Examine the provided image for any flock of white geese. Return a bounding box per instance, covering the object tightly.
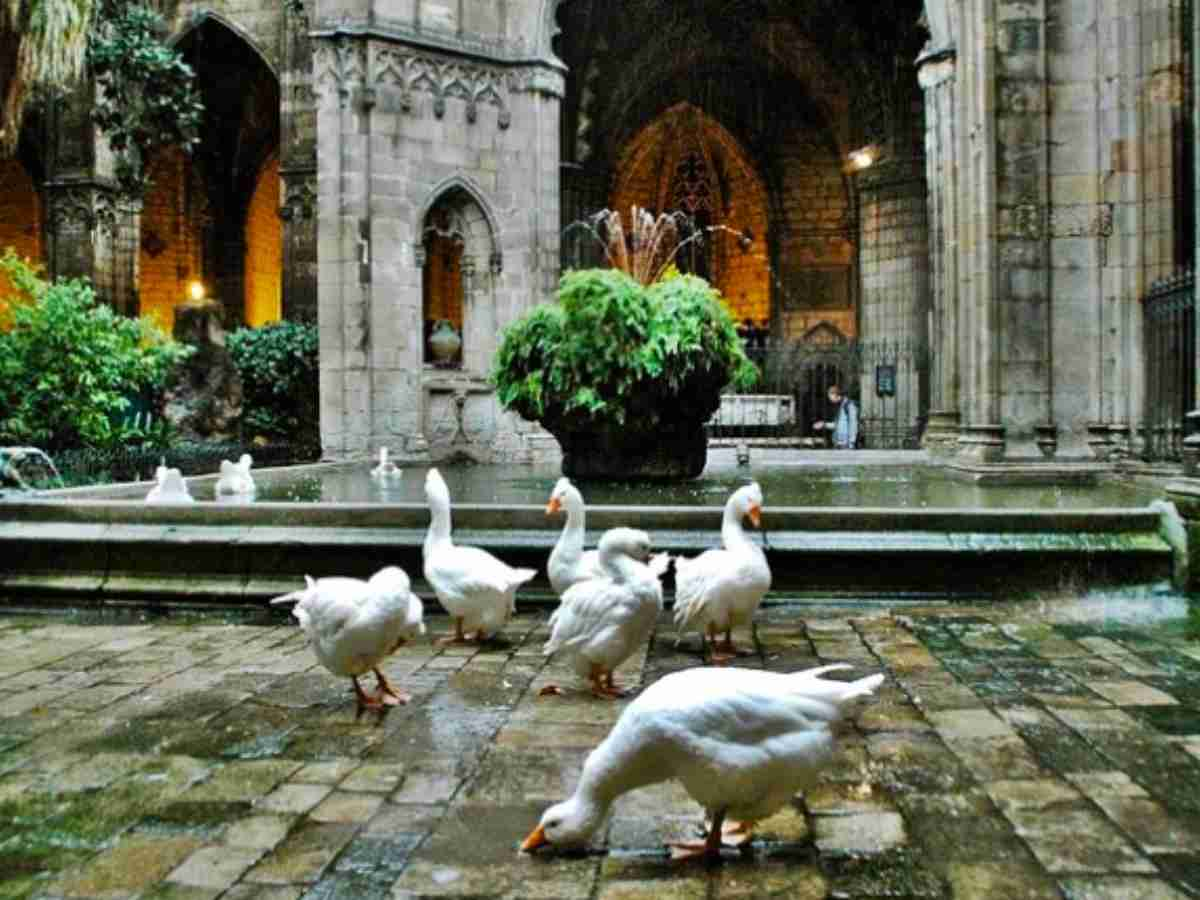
[272,466,884,860]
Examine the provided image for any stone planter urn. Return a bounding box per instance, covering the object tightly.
[429,320,462,366]
[550,422,708,481]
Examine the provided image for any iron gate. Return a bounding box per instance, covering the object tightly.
[715,333,930,450]
[1142,269,1196,462]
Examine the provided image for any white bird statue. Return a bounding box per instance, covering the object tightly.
[423,467,537,643]
[270,566,425,710]
[546,477,671,597]
[145,467,194,504]
[216,453,255,495]
[673,482,771,662]
[541,527,663,699]
[372,447,400,478]
[522,664,884,860]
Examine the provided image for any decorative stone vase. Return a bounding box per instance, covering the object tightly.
[429,320,462,366]
[1086,423,1115,461]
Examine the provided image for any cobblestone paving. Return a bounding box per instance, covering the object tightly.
[1,600,1199,899]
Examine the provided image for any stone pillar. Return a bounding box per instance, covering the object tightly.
[918,45,961,457]
[41,84,134,311]
[279,0,318,322]
[954,0,1005,462]
[855,157,929,446]
[314,35,372,459]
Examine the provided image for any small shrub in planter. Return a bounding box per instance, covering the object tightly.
[492,267,756,480]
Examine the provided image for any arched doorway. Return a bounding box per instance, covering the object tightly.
[140,15,280,331]
[419,183,501,374]
[611,103,770,326]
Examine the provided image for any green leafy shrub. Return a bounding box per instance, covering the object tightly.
[492,268,757,432]
[227,320,319,443]
[0,250,192,450]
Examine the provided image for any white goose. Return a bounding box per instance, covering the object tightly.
[216,453,255,495]
[546,478,671,598]
[541,527,663,699]
[423,467,537,643]
[522,664,884,859]
[673,482,771,662]
[371,447,400,478]
[145,467,194,504]
[271,566,425,710]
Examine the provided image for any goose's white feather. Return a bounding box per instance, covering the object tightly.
[530,665,884,847]
[423,468,536,636]
[673,483,770,637]
[271,566,424,678]
[544,527,663,679]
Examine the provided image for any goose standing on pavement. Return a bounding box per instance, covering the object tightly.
[673,482,771,662]
[423,467,537,643]
[271,566,424,710]
[541,527,663,698]
[522,664,884,859]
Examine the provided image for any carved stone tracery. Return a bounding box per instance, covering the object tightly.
[374,47,514,128]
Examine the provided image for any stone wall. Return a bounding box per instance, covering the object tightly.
[310,0,565,462]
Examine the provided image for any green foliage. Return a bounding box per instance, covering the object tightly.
[492,268,757,432]
[89,2,203,196]
[227,320,319,442]
[0,249,192,450]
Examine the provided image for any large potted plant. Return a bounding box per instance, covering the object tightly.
[492,244,756,480]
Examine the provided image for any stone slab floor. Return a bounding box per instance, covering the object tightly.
[1,597,1200,900]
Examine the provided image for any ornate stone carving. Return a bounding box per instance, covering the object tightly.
[374,47,514,128]
[279,173,317,221]
[313,39,367,107]
[1048,203,1114,238]
[998,203,1114,240]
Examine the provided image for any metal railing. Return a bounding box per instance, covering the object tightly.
[1142,269,1196,462]
[715,335,929,449]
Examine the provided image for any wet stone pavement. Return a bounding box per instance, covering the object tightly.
[1,600,1199,900]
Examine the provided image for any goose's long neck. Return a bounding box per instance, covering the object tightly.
[721,501,751,549]
[426,495,452,552]
[559,495,586,553]
[576,730,663,817]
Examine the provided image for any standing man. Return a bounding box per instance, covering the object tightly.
[812,384,859,449]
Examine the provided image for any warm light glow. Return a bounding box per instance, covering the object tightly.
[849,147,877,171]
[188,281,205,301]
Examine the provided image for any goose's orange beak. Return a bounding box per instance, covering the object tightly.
[545,497,562,516]
[521,824,549,852]
[747,504,762,528]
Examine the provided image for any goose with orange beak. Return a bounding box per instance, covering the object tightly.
[545,478,670,599]
[521,664,884,860]
[672,482,771,663]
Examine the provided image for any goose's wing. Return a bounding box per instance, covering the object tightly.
[294,577,370,640]
[544,578,634,655]
[621,667,875,796]
[671,548,732,631]
[428,544,533,601]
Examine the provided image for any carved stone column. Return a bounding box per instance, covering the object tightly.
[280,0,317,322]
[917,45,960,457]
[41,84,134,311]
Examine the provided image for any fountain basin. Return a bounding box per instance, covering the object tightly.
[0,495,1175,605]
